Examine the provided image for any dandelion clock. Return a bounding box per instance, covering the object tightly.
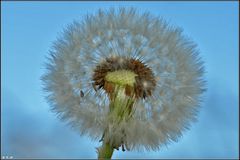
[42,8,205,158]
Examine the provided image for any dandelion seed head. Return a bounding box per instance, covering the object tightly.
[42,7,206,151]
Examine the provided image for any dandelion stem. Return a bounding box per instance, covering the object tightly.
[98,141,114,159]
[97,84,134,159]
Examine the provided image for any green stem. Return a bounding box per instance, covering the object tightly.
[97,85,135,159]
[98,141,114,159]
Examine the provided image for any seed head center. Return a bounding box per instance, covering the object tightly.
[92,56,156,99]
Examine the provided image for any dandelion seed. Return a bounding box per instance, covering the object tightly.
[80,90,84,97]
[42,8,205,159]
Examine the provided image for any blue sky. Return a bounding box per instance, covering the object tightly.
[1,1,239,159]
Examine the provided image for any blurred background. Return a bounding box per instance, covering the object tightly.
[1,1,239,159]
